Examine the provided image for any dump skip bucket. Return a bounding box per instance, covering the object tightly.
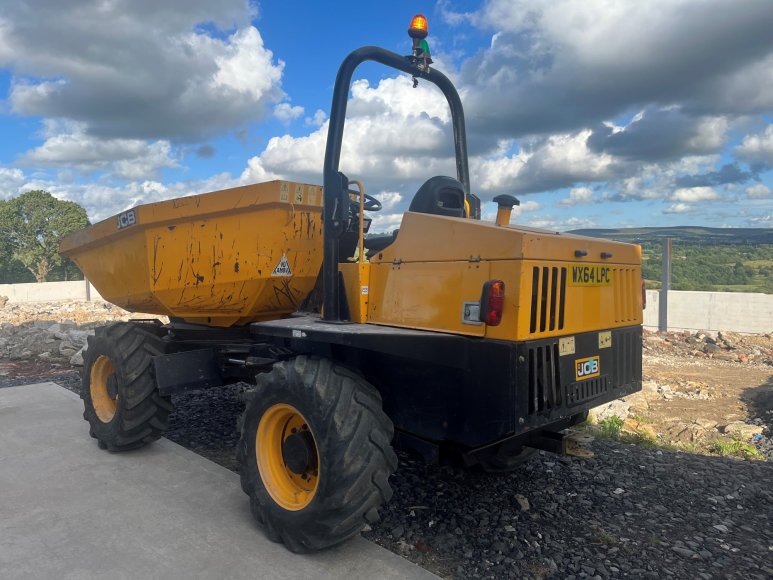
[60,181,324,327]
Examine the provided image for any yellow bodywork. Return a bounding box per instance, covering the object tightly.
[60,181,323,327]
[366,212,643,341]
[61,179,641,337]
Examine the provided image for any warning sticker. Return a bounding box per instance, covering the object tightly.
[271,254,293,277]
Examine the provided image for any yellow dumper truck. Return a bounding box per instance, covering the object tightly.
[61,15,643,553]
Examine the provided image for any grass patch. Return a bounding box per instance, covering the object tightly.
[620,430,658,448]
[598,415,624,438]
[593,415,661,450]
[709,436,763,460]
[589,415,764,460]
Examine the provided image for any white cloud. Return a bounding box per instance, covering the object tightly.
[274,102,304,124]
[376,192,403,211]
[748,213,773,226]
[736,125,773,165]
[459,0,773,142]
[0,167,25,199]
[368,213,403,234]
[525,215,597,231]
[481,199,540,222]
[20,124,178,180]
[238,75,458,195]
[560,187,594,206]
[473,130,620,195]
[746,183,772,199]
[664,203,693,214]
[2,1,283,141]
[671,186,720,202]
[305,109,327,127]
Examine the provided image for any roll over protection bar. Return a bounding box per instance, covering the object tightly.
[322,46,477,322]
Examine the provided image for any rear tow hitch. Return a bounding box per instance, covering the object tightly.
[525,429,595,458]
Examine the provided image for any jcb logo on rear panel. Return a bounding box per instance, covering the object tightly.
[575,356,600,381]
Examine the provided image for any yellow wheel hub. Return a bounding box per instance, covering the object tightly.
[256,403,320,511]
[90,355,118,423]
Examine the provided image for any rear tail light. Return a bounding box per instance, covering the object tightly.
[641,278,646,309]
[480,280,505,326]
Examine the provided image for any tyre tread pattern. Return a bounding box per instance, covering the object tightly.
[236,355,397,553]
[82,322,173,452]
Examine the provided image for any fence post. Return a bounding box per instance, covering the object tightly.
[658,238,671,332]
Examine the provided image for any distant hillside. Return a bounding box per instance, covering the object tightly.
[568,226,773,245]
[566,227,773,293]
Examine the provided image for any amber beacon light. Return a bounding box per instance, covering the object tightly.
[408,14,429,38]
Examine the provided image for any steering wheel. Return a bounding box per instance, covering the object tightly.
[346,189,382,212]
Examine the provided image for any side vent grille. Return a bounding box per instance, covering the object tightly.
[613,267,638,323]
[529,266,567,334]
[566,376,609,407]
[615,327,641,388]
[527,343,562,415]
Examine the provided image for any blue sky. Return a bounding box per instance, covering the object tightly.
[0,0,772,232]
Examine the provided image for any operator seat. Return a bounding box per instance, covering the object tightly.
[408,176,466,218]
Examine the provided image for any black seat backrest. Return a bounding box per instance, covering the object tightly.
[408,176,466,218]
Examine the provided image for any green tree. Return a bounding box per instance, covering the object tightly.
[0,190,89,282]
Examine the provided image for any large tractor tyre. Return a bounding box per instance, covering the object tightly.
[82,322,173,452]
[237,356,398,553]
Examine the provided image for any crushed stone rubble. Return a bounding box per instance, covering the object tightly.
[592,329,773,461]
[642,329,773,365]
[2,301,772,579]
[0,300,165,367]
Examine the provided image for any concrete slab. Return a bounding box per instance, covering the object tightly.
[0,383,437,580]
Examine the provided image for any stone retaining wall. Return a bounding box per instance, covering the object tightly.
[0,280,103,303]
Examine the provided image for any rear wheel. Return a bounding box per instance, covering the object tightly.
[237,356,397,553]
[82,322,173,451]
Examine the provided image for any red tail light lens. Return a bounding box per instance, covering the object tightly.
[480,280,505,326]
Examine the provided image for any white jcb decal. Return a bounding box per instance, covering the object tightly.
[271,254,293,277]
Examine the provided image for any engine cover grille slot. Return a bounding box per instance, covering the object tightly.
[529,266,567,334]
[527,343,562,414]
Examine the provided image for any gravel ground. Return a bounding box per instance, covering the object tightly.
[15,374,770,580]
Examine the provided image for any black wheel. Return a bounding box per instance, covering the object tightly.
[237,356,397,553]
[82,322,173,451]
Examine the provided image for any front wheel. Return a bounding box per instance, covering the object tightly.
[237,356,397,553]
[81,322,173,451]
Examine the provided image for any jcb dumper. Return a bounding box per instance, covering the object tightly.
[61,15,643,554]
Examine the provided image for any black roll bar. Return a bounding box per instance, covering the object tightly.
[321,46,476,322]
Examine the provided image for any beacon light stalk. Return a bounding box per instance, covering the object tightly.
[408,14,433,71]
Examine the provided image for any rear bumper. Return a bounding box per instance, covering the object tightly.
[380,324,642,449]
[510,325,642,437]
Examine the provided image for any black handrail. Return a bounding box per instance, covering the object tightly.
[321,46,475,322]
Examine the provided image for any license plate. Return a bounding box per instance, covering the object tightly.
[570,265,612,286]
